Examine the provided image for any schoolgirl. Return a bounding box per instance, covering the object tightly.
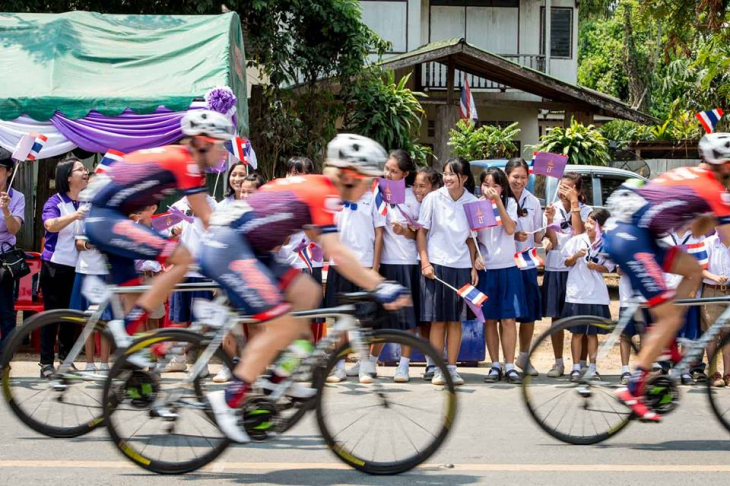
[477,167,526,384]
[505,158,543,377]
[542,172,592,378]
[418,158,479,386]
[561,208,614,381]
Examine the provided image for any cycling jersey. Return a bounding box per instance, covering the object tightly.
[91,145,206,215]
[230,174,341,253]
[633,166,730,235]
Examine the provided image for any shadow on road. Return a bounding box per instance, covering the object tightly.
[601,440,730,452]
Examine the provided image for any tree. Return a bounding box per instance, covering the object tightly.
[447,120,520,161]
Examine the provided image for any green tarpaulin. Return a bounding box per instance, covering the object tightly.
[0,11,248,128]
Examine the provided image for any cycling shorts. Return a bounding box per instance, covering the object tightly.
[86,207,179,286]
[198,225,301,322]
[602,218,680,308]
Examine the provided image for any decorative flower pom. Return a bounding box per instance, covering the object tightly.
[205,86,237,117]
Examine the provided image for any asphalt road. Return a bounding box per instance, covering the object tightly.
[2,366,730,486]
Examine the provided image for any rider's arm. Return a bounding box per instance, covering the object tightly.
[691,215,717,238]
[186,193,212,229]
[319,232,384,291]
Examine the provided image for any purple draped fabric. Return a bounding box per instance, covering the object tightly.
[49,108,193,154]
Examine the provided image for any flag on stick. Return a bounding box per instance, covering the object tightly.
[697,108,724,133]
[224,136,258,169]
[372,180,388,216]
[464,200,499,231]
[532,152,568,180]
[12,133,47,161]
[459,78,478,123]
[377,178,406,205]
[514,247,544,269]
[95,149,124,174]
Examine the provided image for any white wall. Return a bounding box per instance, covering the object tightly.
[360,0,409,53]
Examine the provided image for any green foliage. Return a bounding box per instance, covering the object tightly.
[531,119,609,166]
[343,70,431,166]
[447,120,520,161]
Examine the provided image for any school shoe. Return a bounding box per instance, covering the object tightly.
[620,372,632,385]
[359,358,377,384]
[516,356,539,377]
[164,355,188,373]
[423,365,435,381]
[546,364,565,378]
[206,390,250,443]
[393,363,410,383]
[712,373,726,388]
[484,366,502,383]
[213,367,232,384]
[431,368,446,386]
[40,364,55,379]
[449,368,464,386]
[570,369,582,382]
[84,363,97,373]
[692,369,708,383]
[346,361,360,377]
[680,373,695,385]
[615,387,661,423]
[505,368,522,384]
[99,363,110,375]
[326,367,347,383]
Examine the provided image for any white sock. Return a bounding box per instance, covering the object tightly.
[492,361,502,370]
[555,358,564,367]
[588,363,597,373]
[447,364,457,372]
[426,355,435,367]
[573,364,582,372]
[505,362,515,372]
[579,360,587,368]
[621,365,630,374]
[399,357,410,367]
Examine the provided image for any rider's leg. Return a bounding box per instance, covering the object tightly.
[232,274,320,383]
[633,252,702,372]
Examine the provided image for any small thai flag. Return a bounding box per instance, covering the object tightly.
[298,246,314,272]
[491,200,502,226]
[95,149,124,174]
[696,108,724,133]
[224,136,258,169]
[685,242,709,269]
[514,247,543,270]
[372,180,388,216]
[457,283,488,307]
[459,78,478,123]
[27,134,48,161]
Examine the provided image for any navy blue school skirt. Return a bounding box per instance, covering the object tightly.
[303,266,325,324]
[377,263,419,330]
[420,264,471,323]
[561,303,611,335]
[324,266,376,320]
[517,267,543,323]
[477,266,526,320]
[542,270,569,319]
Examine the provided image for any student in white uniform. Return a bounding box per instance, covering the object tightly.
[476,168,526,385]
[700,231,730,387]
[412,167,443,381]
[505,158,544,377]
[542,172,592,378]
[373,150,421,383]
[561,208,614,381]
[418,158,480,387]
[324,177,386,384]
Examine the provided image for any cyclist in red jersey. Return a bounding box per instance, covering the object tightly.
[603,133,730,421]
[85,110,234,349]
[200,134,411,443]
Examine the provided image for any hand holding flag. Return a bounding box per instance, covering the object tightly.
[151,211,186,232]
[432,275,488,323]
[463,200,500,231]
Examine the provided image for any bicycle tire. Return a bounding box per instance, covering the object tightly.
[102,329,234,474]
[706,331,730,433]
[1,309,109,438]
[522,316,638,445]
[316,329,457,475]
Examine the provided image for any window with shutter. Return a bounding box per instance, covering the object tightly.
[540,7,573,59]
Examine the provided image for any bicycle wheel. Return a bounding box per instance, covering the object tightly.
[522,316,639,445]
[1,309,111,438]
[706,331,730,432]
[316,329,457,475]
[103,329,234,474]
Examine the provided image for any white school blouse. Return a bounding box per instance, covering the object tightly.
[514,190,544,254]
[330,191,385,268]
[477,197,519,270]
[544,202,593,272]
[381,188,420,266]
[418,186,477,269]
[561,233,615,305]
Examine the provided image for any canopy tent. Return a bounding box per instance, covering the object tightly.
[0,11,248,156]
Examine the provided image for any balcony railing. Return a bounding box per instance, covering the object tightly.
[422,54,546,90]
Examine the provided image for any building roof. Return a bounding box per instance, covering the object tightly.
[0,11,248,123]
[379,38,657,124]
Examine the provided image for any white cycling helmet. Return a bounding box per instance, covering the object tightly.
[181,110,235,141]
[699,133,730,165]
[326,134,387,177]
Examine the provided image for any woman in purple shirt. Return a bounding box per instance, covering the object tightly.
[39,157,88,378]
[0,149,25,364]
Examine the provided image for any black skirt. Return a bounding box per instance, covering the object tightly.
[542,270,569,319]
[377,263,420,330]
[303,266,324,324]
[561,303,611,335]
[324,266,376,320]
[420,264,471,323]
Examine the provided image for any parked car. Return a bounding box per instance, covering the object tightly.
[469,159,650,208]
